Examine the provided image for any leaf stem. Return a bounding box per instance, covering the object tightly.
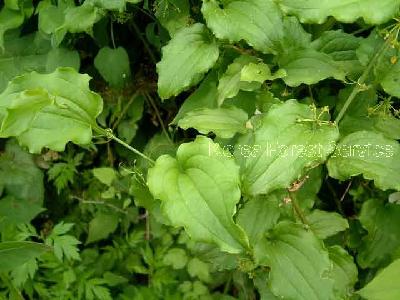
[94,127,155,164]
[289,191,309,225]
[335,36,391,123]
[144,92,172,143]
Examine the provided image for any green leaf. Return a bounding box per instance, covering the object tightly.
[155,0,190,37]
[187,258,210,282]
[38,1,104,46]
[0,7,24,51]
[163,248,188,269]
[278,48,345,86]
[147,136,249,253]
[0,33,80,92]
[0,196,44,225]
[307,209,349,239]
[171,72,218,124]
[311,30,363,75]
[87,212,119,244]
[201,0,283,54]
[157,23,219,99]
[258,221,334,300]
[217,55,284,105]
[0,241,51,272]
[328,246,358,298]
[277,0,400,24]
[177,106,248,138]
[327,131,400,191]
[0,67,103,153]
[357,199,400,268]
[0,140,44,205]
[236,100,339,196]
[93,168,117,186]
[46,222,80,261]
[357,258,400,300]
[237,194,280,245]
[94,47,131,88]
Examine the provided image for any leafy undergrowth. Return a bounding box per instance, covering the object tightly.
[1,0,400,299]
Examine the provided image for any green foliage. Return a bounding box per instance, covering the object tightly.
[0,1,400,299]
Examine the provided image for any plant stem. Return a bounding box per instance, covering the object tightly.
[131,20,157,65]
[335,38,391,124]
[289,191,308,225]
[112,91,140,130]
[110,134,155,164]
[94,127,155,164]
[144,92,172,143]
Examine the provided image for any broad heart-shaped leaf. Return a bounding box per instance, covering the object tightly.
[256,221,334,300]
[278,48,346,86]
[201,0,283,54]
[327,131,400,191]
[277,0,400,24]
[0,241,51,272]
[157,23,219,100]
[328,246,358,298]
[307,209,349,239]
[94,47,131,88]
[177,106,248,139]
[147,136,249,254]
[357,258,400,300]
[0,67,103,153]
[357,199,400,268]
[236,100,339,196]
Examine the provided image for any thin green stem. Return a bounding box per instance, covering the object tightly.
[94,127,155,164]
[335,36,391,123]
[289,191,308,225]
[112,91,140,130]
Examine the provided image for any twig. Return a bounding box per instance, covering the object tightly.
[340,180,352,203]
[72,196,127,215]
[144,92,172,143]
[335,32,393,123]
[131,20,157,65]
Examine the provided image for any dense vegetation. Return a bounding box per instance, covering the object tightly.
[0,0,400,299]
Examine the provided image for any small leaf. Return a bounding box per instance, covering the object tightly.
[94,47,131,88]
[0,241,51,272]
[147,136,249,253]
[201,0,283,54]
[327,131,400,191]
[155,0,190,36]
[307,209,349,239]
[163,248,188,269]
[187,258,210,282]
[92,168,117,186]
[87,213,119,244]
[157,23,219,99]
[357,258,400,300]
[0,67,103,153]
[177,106,248,138]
